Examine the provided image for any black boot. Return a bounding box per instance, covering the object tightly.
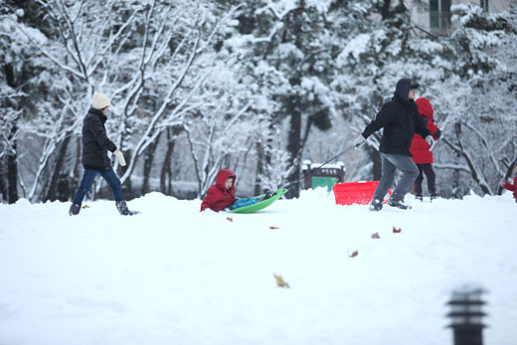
[116,200,139,216]
[388,199,411,210]
[257,190,274,202]
[69,203,81,216]
[369,199,383,211]
[415,195,423,201]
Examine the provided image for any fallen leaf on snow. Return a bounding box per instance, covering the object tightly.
[392,226,402,233]
[348,250,359,258]
[274,273,290,288]
[226,217,233,222]
[371,232,380,239]
[269,226,279,230]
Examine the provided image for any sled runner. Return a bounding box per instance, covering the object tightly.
[228,189,288,214]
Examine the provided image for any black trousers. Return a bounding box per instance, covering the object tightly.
[414,163,436,196]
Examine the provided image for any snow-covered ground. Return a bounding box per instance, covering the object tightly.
[1,189,515,345]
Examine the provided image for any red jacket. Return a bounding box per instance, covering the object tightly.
[200,169,237,212]
[409,98,441,164]
[502,177,517,199]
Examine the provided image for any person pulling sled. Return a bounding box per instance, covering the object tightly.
[352,78,435,211]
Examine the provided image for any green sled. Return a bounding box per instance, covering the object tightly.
[228,188,288,214]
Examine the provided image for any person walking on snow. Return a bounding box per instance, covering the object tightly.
[501,163,517,203]
[353,78,435,211]
[409,98,442,201]
[69,92,137,216]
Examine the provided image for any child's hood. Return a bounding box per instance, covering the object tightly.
[216,169,236,191]
[415,98,434,119]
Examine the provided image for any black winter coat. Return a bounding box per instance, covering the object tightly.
[361,79,431,156]
[82,108,117,170]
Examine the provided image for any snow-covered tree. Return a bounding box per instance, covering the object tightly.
[432,4,517,197]
[219,0,348,197]
[4,0,141,201]
[3,0,516,203]
[6,0,244,201]
[330,1,516,198]
[0,4,49,203]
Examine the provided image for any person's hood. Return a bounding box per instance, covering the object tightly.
[394,78,412,101]
[215,169,236,191]
[415,98,434,119]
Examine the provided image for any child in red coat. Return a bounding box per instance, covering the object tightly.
[409,98,441,200]
[501,164,517,203]
[200,169,261,212]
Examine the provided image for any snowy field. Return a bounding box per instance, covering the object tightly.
[0,189,516,345]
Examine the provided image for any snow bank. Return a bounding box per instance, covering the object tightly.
[0,190,515,345]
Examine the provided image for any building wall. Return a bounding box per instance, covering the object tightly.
[410,0,510,36]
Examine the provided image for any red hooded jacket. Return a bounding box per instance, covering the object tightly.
[200,169,237,212]
[409,98,441,164]
[502,177,517,199]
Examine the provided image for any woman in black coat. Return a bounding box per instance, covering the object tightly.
[69,92,137,216]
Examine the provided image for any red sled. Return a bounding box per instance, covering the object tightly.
[332,181,392,206]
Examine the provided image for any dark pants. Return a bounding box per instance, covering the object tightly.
[373,153,419,202]
[414,163,437,196]
[72,168,124,205]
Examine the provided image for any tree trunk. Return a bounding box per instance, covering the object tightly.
[5,64,19,204]
[285,1,305,199]
[160,125,182,196]
[381,0,392,20]
[69,137,82,200]
[160,128,174,196]
[0,158,6,202]
[142,134,160,195]
[45,134,71,201]
[286,94,302,199]
[7,140,19,204]
[254,141,264,195]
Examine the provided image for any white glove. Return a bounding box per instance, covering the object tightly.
[114,149,126,166]
[353,134,367,148]
[425,135,436,151]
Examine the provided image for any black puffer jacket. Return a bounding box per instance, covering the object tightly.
[82,108,117,170]
[362,79,431,156]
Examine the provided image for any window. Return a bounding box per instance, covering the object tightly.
[480,0,489,12]
[430,0,452,30]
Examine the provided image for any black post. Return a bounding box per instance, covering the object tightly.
[447,287,487,345]
[301,160,312,190]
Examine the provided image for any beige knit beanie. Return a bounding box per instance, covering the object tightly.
[92,91,111,110]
